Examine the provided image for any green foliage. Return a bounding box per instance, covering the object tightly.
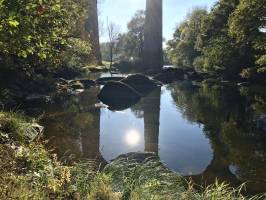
[102,10,145,63]
[60,37,93,70]
[193,0,248,78]
[187,182,264,200]
[167,0,265,81]
[228,0,266,77]
[167,8,208,69]
[0,111,39,143]
[87,174,120,200]
[0,0,88,66]
[119,10,145,61]
[196,35,241,76]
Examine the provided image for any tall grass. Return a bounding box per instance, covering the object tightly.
[0,111,41,143]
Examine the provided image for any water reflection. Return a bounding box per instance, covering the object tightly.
[143,88,161,153]
[125,130,141,146]
[38,79,266,195]
[170,81,266,194]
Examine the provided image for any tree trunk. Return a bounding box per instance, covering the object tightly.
[110,44,113,68]
[143,0,163,71]
[86,0,102,65]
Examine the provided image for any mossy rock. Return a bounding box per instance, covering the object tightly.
[104,152,186,199]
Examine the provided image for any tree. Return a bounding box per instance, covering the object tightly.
[229,0,266,80]
[194,0,246,78]
[115,10,145,61]
[0,0,87,66]
[167,0,262,80]
[127,10,145,59]
[166,8,208,69]
[143,0,163,70]
[85,0,102,65]
[107,20,120,68]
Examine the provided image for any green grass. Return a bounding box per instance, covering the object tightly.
[0,111,265,199]
[0,111,40,143]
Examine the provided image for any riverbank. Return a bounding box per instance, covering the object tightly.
[0,111,265,199]
[0,111,117,199]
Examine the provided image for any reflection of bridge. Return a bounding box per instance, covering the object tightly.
[45,85,239,186]
[96,87,239,187]
[185,155,240,187]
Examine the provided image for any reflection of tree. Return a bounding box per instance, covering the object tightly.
[170,82,266,194]
[42,87,106,165]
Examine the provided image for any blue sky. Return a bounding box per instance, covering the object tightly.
[99,0,218,42]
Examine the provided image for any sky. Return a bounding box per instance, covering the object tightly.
[99,0,218,43]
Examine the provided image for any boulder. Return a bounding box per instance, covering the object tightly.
[121,74,158,96]
[98,81,141,110]
[69,81,84,90]
[73,79,95,88]
[154,68,184,84]
[96,77,124,85]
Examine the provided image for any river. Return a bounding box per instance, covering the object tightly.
[26,72,266,195]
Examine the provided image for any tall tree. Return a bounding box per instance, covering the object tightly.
[115,10,145,61]
[86,0,102,65]
[167,8,208,69]
[195,0,244,78]
[128,10,145,59]
[107,21,120,68]
[229,0,266,80]
[143,0,163,71]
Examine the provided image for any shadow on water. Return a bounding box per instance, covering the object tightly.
[29,75,266,195]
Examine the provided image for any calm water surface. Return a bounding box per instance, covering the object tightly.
[35,74,266,194]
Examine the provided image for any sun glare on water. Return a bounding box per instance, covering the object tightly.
[125,130,141,146]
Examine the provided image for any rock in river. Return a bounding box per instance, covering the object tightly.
[98,81,141,110]
[96,77,124,85]
[75,79,95,88]
[122,74,158,96]
[154,68,184,84]
[69,81,84,90]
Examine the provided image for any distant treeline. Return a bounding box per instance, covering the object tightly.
[167,0,266,82]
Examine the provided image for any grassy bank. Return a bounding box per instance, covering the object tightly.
[0,111,265,200]
[0,111,117,199]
